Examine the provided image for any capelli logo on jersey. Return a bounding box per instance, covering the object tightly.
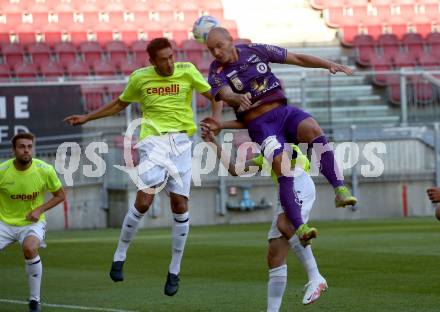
[146,84,180,96]
[10,192,40,201]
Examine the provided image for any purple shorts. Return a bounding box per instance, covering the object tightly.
[247,105,311,156]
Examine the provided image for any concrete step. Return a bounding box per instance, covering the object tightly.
[285,85,373,98]
[279,75,366,87]
[308,105,389,115]
[315,114,400,124]
[303,95,384,107]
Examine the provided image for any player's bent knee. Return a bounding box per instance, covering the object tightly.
[134,202,151,213]
[277,214,295,239]
[22,243,39,259]
[267,240,286,268]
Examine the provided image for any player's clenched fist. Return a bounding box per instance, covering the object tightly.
[328,63,353,75]
[200,117,221,135]
[63,114,88,126]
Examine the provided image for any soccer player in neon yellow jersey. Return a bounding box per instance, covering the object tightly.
[200,127,327,310]
[0,133,65,312]
[64,37,221,296]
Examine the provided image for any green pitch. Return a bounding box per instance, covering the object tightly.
[1,218,439,312]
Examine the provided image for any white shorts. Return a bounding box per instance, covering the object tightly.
[267,169,316,240]
[136,132,192,198]
[0,220,47,250]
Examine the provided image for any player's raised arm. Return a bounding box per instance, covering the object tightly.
[284,52,353,75]
[63,98,130,126]
[201,129,259,177]
[200,91,223,121]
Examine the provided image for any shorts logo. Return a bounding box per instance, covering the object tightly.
[11,192,40,201]
[146,84,180,96]
[256,62,268,74]
[231,77,244,91]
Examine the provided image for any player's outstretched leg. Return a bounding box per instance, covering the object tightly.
[164,211,189,296]
[110,205,146,282]
[288,235,327,304]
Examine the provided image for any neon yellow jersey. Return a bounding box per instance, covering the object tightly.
[0,158,62,226]
[119,62,211,140]
[251,144,310,184]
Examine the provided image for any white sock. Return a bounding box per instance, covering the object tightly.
[289,235,321,281]
[113,207,145,262]
[169,212,189,275]
[25,256,42,302]
[267,264,287,312]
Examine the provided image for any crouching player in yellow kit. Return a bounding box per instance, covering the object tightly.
[200,125,327,311]
[0,133,65,312]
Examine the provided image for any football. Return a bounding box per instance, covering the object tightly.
[192,15,220,43]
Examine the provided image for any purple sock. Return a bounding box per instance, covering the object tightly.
[278,176,303,229]
[311,135,344,188]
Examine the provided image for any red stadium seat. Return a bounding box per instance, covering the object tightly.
[118,24,139,45]
[324,7,344,28]
[67,61,90,77]
[93,60,117,76]
[402,33,425,58]
[42,24,63,47]
[55,42,78,68]
[371,55,393,86]
[54,3,75,29]
[131,40,149,65]
[310,0,327,10]
[427,32,440,59]
[17,23,37,44]
[3,43,25,70]
[81,85,105,112]
[388,16,409,39]
[0,63,11,81]
[410,76,434,103]
[69,24,89,45]
[40,61,65,80]
[200,0,224,18]
[377,33,400,60]
[182,39,205,65]
[105,41,128,67]
[393,52,417,68]
[353,34,375,46]
[387,84,401,105]
[79,41,103,66]
[155,1,175,24]
[356,45,376,67]
[418,53,439,69]
[177,2,200,24]
[28,42,51,68]
[120,61,141,76]
[15,62,39,81]
[107,84,125,100]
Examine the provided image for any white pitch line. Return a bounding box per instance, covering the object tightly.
[0,299,138,312]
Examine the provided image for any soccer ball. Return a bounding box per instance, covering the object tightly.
[192,15,220,43]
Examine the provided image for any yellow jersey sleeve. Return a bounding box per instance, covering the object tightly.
[119,70,142,103]
[46,165,62,192]
[189,63,211,94]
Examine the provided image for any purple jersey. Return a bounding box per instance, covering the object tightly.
[208,43,288,118]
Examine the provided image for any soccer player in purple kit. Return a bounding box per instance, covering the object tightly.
[205,27,357,245]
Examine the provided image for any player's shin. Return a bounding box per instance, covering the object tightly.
[113,207,145,262]
[277,176,303,229]
[288,235,320,281]
[267,264,287,312]
[169,212,189,275]
[25,256,42,303]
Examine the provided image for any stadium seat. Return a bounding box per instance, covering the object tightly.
[16,23,37,44]
[418,53,440,69]
[371,55,393,86]
[42,24,63,47]
[324,7,344,28]
[0,63,11,81]
[54,3,75,29]
[105,41,128,67]
[40,61,65,80]
[118,23,139,45]
[410,76,434,103]
[356,44,376,67]
[55,42,78,68]
[377,33,400,60]
[393,52,417,68]
[3,43,25,70]
[95,23,115,45]
[67,60,90,78]
[107,84,125,101]
[182,39,205,66]
[93,60,117,76]
[79,41,103,66]
[387,84,401,105]
[427,32,440,58]
[200,0,224,18]
[402,33,425,58]
[28,42,52,68]
[81,85,105,112]
[177,2,200,24]
[154,1,175,24]
[120,61,142,76]
[14,62,39,81]
[131,40,149,65]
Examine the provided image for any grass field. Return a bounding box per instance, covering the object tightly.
[1,218,439,312]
